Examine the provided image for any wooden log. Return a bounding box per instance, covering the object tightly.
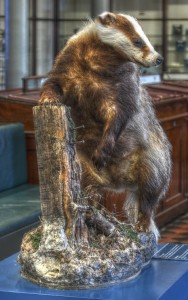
[33,104,81,246]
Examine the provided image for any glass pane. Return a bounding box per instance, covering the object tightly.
[28,20,33,75]
[36,0,54,18]
[0,0,4,90]
[166,1,188,74]
[0,0,4,15]
[36,21,54,75]
[168,0,188,19]
[167,20,188,73]
[59,0,91,19]
[29,0,33,18]
[58,20,85,50]
[112,0,162,19]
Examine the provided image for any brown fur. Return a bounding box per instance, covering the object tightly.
[40,15,171,236]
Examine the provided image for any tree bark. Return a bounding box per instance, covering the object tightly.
[33,104,81,248]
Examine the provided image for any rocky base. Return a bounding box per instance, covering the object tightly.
[18,224,157,289]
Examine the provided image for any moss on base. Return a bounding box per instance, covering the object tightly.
[19,221,156,289]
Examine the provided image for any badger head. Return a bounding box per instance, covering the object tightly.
[96,12,163,68]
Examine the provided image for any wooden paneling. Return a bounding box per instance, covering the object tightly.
[0,90,38,131]
[25,131,38,184]
[0,102,35,131]
[156,117,188,226]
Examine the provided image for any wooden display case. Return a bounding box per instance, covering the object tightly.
[1,83,188,228]
[148,83,188,226]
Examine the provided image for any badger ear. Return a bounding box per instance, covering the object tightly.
[97,12,116,25]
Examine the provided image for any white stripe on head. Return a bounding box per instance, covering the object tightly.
[99,11,110,19]
[96,22,133,60]
[96,13,159,66]
[119,14,154,52]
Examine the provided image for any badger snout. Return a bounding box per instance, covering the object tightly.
[155,55,164,66]
[143,52,164,68]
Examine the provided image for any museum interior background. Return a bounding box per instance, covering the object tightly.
[1,0,188,259]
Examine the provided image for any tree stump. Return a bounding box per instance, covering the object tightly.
[19,104,157,289]
[33,104,82,250]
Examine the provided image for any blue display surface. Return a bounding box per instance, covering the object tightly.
[1,247,188,300]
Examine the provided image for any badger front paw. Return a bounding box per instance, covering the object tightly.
[92,148,107,171]
[39,96,60,105]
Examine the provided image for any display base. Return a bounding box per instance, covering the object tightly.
[1,246,188,300]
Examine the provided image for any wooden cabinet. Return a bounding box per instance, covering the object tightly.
[148,86,188,227]
[0,89,38,131]
[157,117,188,224]
[1,84,188,227]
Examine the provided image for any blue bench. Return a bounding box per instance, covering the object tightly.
[0,123,40,259]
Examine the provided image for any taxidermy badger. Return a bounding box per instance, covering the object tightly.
[40,12,171,240]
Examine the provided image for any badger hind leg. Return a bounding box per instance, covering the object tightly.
[125,145,170,241]
[125,192,140,225]
[125,191,160,241]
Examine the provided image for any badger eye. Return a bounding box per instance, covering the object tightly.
[134,39,144,48]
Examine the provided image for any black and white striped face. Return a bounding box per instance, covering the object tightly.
[96,12,163,67]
